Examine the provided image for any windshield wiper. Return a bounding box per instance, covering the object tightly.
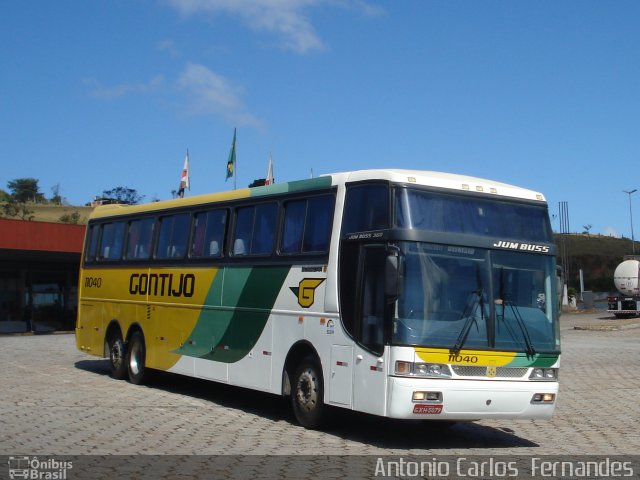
[503,300,536,356]
[497,267,536,356]
[450,289,484,355]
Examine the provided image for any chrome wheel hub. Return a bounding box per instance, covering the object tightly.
[111,341,123,370]
[296,368,318,412]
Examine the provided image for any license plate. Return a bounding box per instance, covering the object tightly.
[413,404,443,415]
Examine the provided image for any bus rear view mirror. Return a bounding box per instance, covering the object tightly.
[385,252,401,299]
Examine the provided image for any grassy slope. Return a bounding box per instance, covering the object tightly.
[555,233,640,291]
[1,204,93,224]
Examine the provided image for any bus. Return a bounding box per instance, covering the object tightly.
[76,169,560,428]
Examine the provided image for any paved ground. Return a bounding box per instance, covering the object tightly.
[0,312,639,459]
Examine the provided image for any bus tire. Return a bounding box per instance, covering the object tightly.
[291,355,327,429]
[106,333,127,380]
[127,330,147,385]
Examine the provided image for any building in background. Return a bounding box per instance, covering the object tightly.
[0,218,85,333]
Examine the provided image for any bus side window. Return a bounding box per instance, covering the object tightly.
[252,203,277,255]
[233,207,254,256]
[85,224,100,262]
[281,194,334,255]
[99,222,125,261]
[303,195,334,252]
[191,209,227,258]
[339,242,359,337]
[232,203,277,256]
[359,247,386,354]
[126,218,155,260]
[156,213,190,259]
[282,200,305,254]
[342,184,389,235]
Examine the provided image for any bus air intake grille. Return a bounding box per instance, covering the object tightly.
[451,366,529,378]
[451,366,485,377]
[495,367,529,378]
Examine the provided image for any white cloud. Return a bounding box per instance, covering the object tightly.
[165,0,383,53]
[85,65,261,128]
[177,63,263,127]
[158,39,180,58]
[332,0,384,17]
[85,75,166,99]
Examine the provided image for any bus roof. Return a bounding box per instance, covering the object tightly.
[89,169,545,220]
[332,169,546,202]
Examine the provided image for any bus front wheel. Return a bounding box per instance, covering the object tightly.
[291,355,327,429]
[127,331,147,385]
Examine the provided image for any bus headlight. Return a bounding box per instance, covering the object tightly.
[412,391,443,402]
[395,361,452,378]
[531,393,556,404]
[529,368,558,381]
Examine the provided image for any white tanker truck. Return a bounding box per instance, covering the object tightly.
[607,256,640,318]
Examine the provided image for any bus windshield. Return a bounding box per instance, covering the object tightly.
[395,188,553,242]
[393,242,559,353]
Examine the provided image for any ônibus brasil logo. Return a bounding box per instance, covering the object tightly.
[8,456,73,480]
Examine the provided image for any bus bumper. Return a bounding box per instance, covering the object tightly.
[387,377,558,420]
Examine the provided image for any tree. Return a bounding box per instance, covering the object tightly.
[7,178,44,203]
[1,199,34,220]
[101,186,145,205]
[59,211,81,224]
[50,183,63,205]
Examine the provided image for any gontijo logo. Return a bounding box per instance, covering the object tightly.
[290,278,325,308]
[129,272,195,298]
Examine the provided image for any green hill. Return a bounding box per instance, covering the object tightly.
[555,233,640,292]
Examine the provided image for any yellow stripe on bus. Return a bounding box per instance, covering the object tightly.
[415,347,516,366]
[80,267,220,370]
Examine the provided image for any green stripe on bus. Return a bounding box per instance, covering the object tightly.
[249,176,332,197]
[506,353,559,368]
[176,266,291,363]
[174,268,247,358]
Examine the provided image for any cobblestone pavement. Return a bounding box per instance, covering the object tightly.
[0,313,639,457]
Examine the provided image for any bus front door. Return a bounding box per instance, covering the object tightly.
[352,245,388,416]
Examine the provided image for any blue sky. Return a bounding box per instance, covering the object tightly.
[1,1,639,238]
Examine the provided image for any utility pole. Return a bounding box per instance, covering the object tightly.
[559,201,571,308]
[623,189,637,255]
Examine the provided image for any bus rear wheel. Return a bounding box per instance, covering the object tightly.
[106,333,127,380]
[127,331,147,385]
[291,355,327,429]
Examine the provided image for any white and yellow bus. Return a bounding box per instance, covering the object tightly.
[76,169,560,428]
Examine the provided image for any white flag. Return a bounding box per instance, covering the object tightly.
[265,153,274,185]
[178,150,190,197]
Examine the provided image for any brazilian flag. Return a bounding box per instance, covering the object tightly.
[226,128,236,181]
